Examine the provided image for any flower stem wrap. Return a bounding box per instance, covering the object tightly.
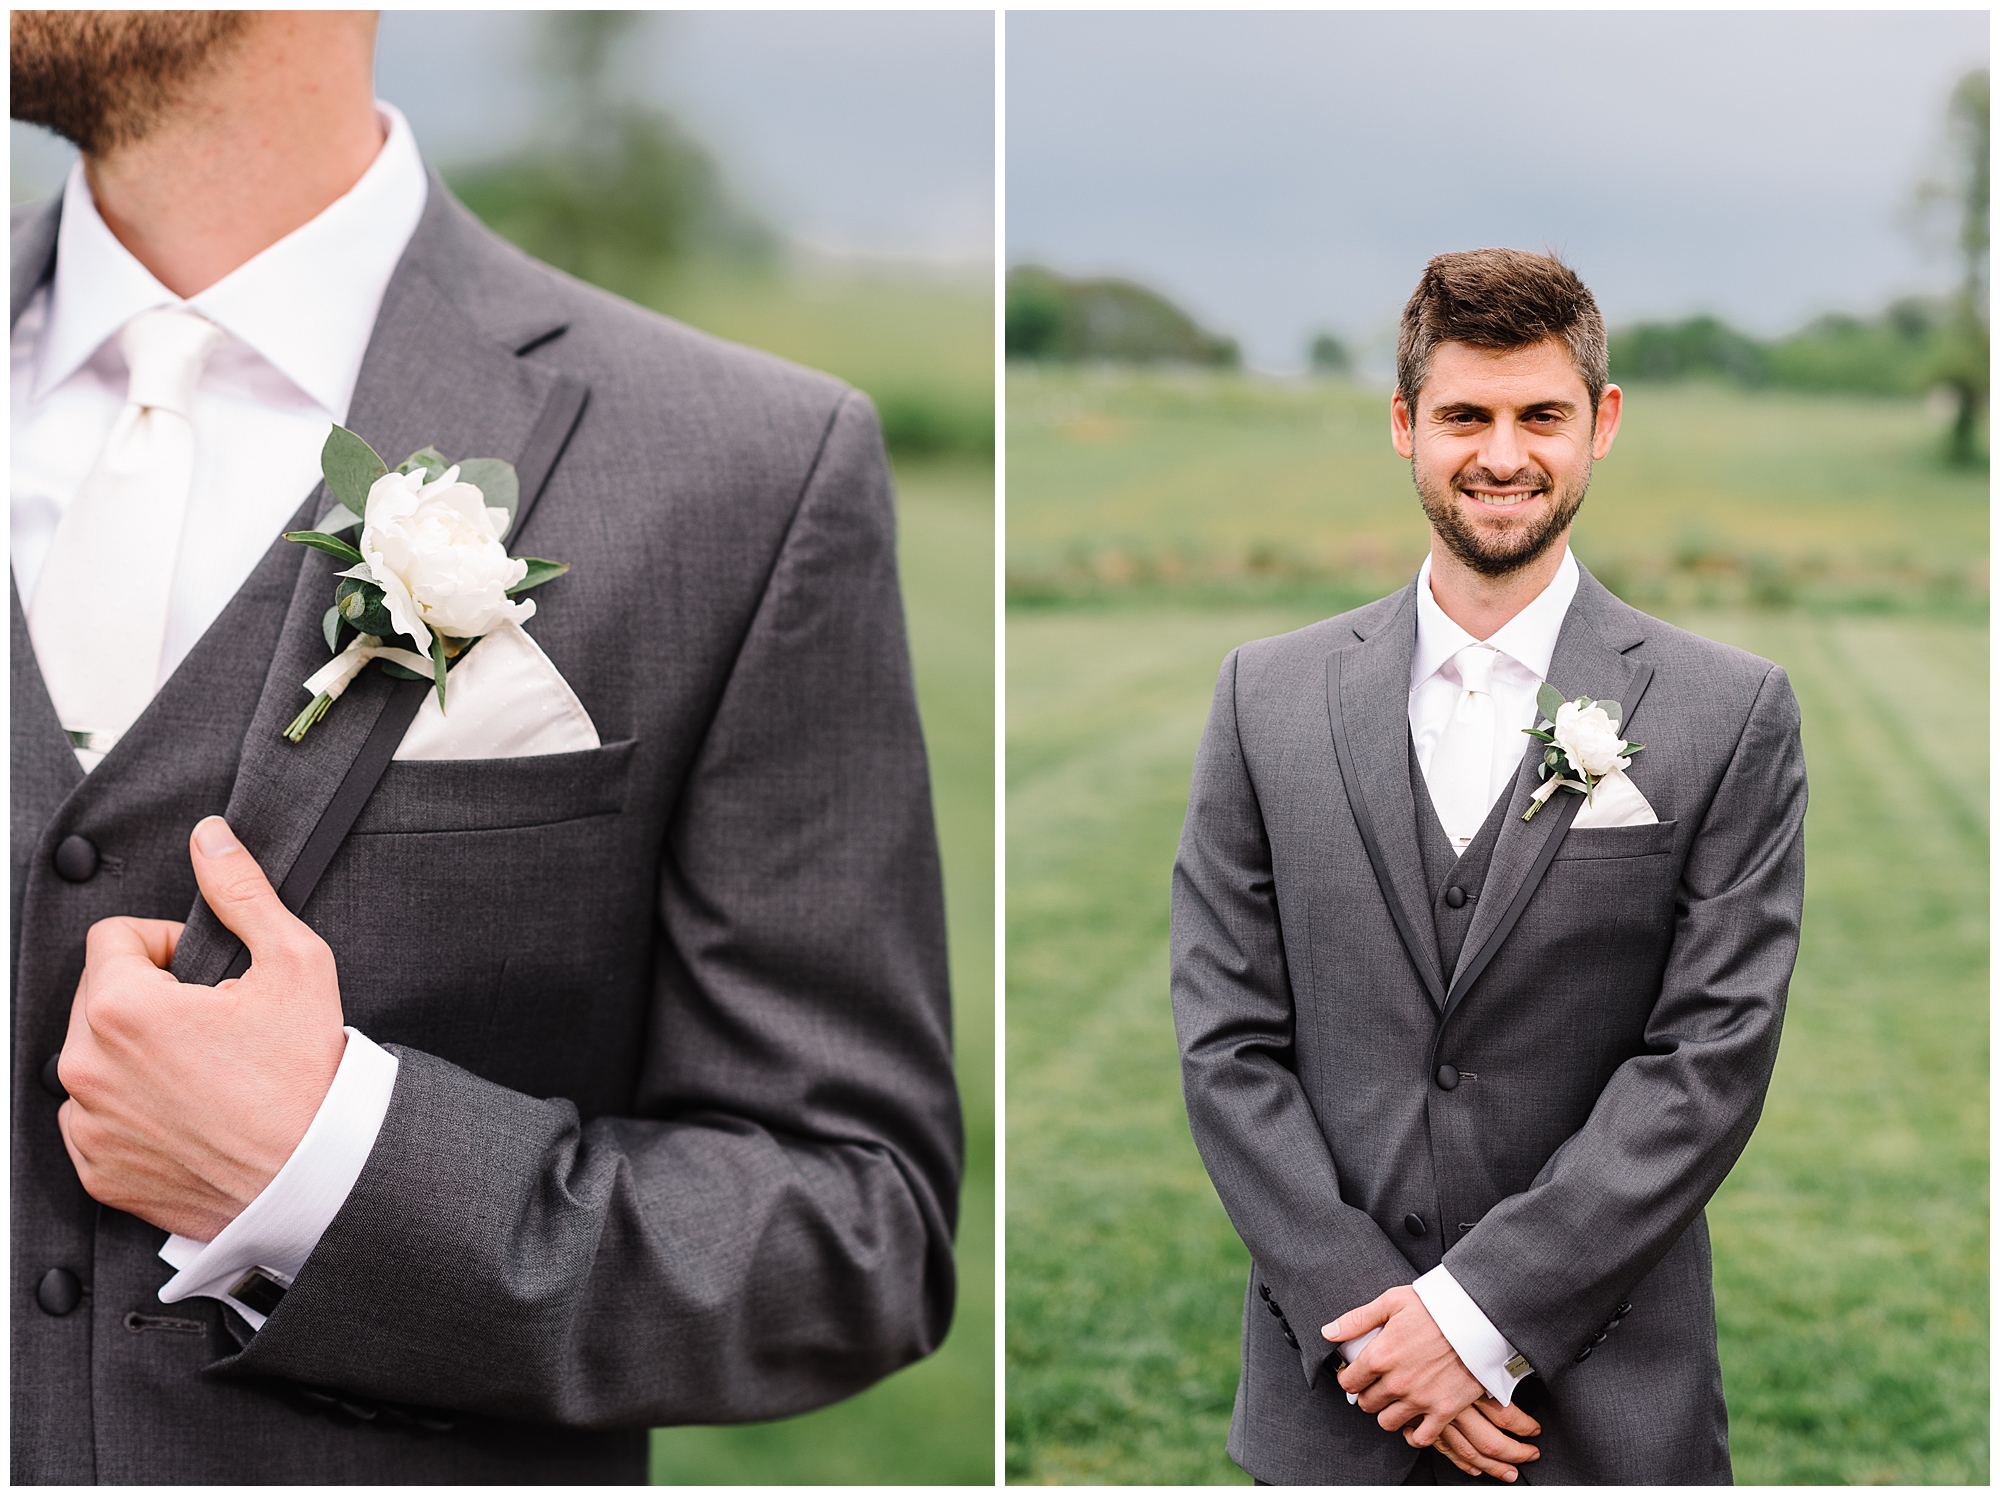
[283,634,438,743]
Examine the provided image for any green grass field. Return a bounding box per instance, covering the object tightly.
[1008,370,1987,614]
[645,270,995,1483]
[1004,370,1987,1484]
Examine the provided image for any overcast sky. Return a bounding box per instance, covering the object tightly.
[12,10,995,266]
[1008,11,1988,371]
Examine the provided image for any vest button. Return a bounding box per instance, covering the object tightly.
[37,1267,82,1316]
[41,1051,66,1100]
[1444,886,1466,909]
[53,835,99,883]
[1435,1064,1460,1091]
[1403,1213,1426,1237]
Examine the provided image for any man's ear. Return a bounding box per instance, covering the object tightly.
[1590,384,1624,459]
[1391,389,1417,459]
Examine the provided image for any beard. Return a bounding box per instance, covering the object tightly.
[10,10,247,156]
[1413,459,1589,579]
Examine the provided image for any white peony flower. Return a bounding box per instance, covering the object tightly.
[1553,699,1632,779]
[353,465,534,648]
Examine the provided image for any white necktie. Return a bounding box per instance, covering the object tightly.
[28,306,223,769]
[1427,645,1501,855]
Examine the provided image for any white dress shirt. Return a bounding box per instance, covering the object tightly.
[10,102,427,1329]
[1340,548,1579,1408]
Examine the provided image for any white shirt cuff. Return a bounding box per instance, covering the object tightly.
[157,1027,398,1329]
[1413,1264,1530,1405]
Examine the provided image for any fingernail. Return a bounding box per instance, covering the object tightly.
[1321,1322,1340,1339]
[194,817,240,857]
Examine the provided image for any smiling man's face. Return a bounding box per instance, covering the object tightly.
[1391,337,1622,579]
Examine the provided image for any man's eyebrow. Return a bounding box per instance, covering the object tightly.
[1428,398,1581,419]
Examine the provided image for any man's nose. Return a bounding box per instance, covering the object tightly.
[1479,419,1531,480]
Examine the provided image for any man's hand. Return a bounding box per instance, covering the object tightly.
[57,816,347,1242]
[1324,1286,1487,1448]
[1436,1398,1541,1483]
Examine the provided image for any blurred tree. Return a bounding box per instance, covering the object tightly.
[1927,67,1988,464]
[1005,265,1238,367]
[1307,331,1352,377]
[1610,315,1768,385]
[446,12,772,301]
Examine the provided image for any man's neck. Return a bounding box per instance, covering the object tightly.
[82,13,383,299]
[1424,533,1569,641]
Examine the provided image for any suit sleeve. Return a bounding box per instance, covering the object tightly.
[1443,662,1806,1381]
[218,391,962,1426]
[1171,648,1419,1388]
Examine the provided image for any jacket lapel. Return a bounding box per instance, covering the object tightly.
[1441,567,1656,1013]
[169,180,585,985]
[1325,583,1448,1011]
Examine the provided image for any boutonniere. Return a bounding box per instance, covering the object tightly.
[1521,682,1645,821]
[280,426,570,742]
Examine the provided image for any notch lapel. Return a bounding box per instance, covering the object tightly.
[170,185,588,985]
[1440,569,1656,1018]
[1325,584,1448,1011]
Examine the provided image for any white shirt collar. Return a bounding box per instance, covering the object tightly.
[1411,547,1580,691]
[32,100,428,421]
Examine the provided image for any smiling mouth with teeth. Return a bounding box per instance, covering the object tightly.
[1463,489,1547,508]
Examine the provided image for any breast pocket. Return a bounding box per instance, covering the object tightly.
[347,738,639,835]
[1552,818,1678,863]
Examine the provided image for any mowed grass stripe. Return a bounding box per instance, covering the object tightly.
[1679,612,1986,1484]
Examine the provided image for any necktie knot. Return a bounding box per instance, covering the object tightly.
[1454,644,1499,696]
[118,306,222,419]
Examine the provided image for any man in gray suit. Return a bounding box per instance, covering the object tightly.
[1171,248,1805,1484]
[12,12,960,1483]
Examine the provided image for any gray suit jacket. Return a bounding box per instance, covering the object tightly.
[12,178,959,1483]
[1170,568,1805,1484]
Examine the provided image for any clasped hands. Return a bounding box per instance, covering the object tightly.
[56,817,348,1243]
[1325,1286,1541,1482]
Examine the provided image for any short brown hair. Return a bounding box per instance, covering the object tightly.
[1396,248,1608,418]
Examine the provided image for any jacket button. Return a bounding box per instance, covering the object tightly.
[1444,886,1466,909]
[1258,1283,1271,1301]
[1573,1344,1593,1364]
[36,1268,81,1316]
[41,1052,66,1100]
[1435,1065,1460,1091]
[1614,1302,1632,1318]
[1403,1213,1426,1237]
[53,835,99,883]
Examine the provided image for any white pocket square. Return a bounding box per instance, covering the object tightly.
[1571,768,1659,829]
[393,621,600,761]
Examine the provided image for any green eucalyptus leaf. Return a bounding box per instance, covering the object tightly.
[506,557,571,595]
[399,446,449,481]
[1536,682,1564,722]
[316,500,365,535]
[429,629,449,713]
[284,530,365,565]
[1596,700,1623,728]
[377,660,428,682]
[322,426,388,510]
[322,606,342,654]
[455,457,520,538]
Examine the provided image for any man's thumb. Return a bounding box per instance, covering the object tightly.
[189,817,305,962]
